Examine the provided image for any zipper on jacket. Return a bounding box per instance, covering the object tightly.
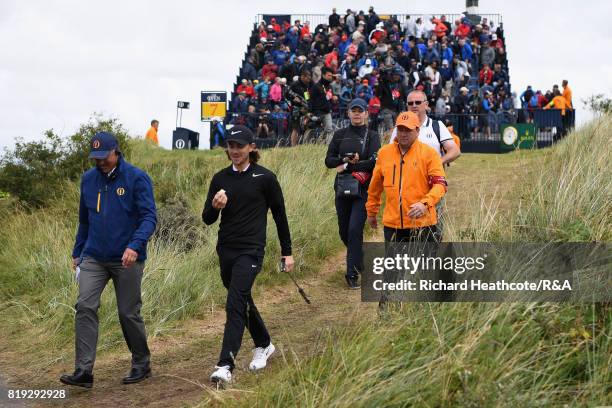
[392,164,396,185]
[398,157,404,229]
[96,190,101,213]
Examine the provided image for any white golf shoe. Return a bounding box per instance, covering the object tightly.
[249,343,276,371]
[210,365,232,384]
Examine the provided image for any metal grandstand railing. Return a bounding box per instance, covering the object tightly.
[255,13,504,28]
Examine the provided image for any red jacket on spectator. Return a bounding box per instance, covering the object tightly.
[454,23,471,39]
[432,20,448,37]
[236,84,255,98]
[270,18,281,33]
[282,21,291,32]
[479,66,493,85]
[537,93,547,108]
[324,50,339,70]
[368,96,381,115]
[261,62,278,81]
[300,24,310,39]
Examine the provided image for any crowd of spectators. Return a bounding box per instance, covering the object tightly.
[228,8,567,142]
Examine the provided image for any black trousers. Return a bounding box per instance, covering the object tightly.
[216,246,270,369]
[335,191,368,278]
[383,225,440,243]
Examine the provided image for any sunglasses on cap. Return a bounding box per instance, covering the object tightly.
[407,100,426,106]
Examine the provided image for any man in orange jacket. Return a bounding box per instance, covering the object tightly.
[145,120,159,145]
[366,111,447,242]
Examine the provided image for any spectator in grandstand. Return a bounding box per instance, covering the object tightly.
[404,15,417,39]
[366,7,380,35]
[423,40,441,65]
[261,59,278,82]
[325,98,380,289]
[457,38,473,62]
[415,18,425,39]
[254,77,271,101]
[241,57,258,81]
[331,74,342,98]
[233,92,249,113]
[329,8,340,28]
[544,89,569,136]
[358,58,374,78]
[480,40,495,68]
[145,119,159,145]
[562,80,573,109]
[355,78,373,101]
[345,9,356,33]
[520,85,534,108]
[366,111,446,243]
[479,63,493,86]
[236,79,255,98]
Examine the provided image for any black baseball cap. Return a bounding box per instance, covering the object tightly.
[226,125,254,145]
[88,131,119,159]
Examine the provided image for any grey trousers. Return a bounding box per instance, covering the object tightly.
[74,257,150,373]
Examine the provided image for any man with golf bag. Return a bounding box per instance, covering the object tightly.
[202,125,295,385]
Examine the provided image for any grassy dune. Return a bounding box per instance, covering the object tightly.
[0,116,610,407]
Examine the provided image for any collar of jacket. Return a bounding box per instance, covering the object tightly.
[96,155,124,179]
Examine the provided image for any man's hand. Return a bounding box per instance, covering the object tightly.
[348,152,360,164]
[367,215,378,229]
[336,164,345,173]
[282,256,295,272]
[72,257,80,271]
[212,189,228,209]
[408,202,427,218]
[122,248,138,267]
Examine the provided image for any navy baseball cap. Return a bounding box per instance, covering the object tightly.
[88,131,119,159]
[226,125,254,145]
[348,98,368,111]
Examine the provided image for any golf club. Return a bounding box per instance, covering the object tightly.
[281,258,311,304]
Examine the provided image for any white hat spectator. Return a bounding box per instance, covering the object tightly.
[460,86,469,93]
[492,34,498,40]
[365,58,372,65]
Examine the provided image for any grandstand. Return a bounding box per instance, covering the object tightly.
[223,8,574,152]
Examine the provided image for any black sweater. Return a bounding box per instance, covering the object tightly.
[325,125,380,173]
[202,163,292,256]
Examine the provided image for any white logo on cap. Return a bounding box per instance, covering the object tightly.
[231,130,241,135]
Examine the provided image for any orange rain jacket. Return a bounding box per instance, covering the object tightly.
[145,126,159,145]
[366,139,447,229]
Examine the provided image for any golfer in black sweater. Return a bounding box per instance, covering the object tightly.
[202,125,294,385]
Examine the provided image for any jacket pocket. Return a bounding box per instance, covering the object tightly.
[382,164,396,187]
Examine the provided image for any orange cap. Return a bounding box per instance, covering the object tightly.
[395,111,420,130]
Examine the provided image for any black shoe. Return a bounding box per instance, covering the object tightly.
[122,367,152,384]
[60,370,93,388]
[345,275,360,290]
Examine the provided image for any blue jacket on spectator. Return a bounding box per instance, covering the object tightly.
[338,38,352,59]
[285,29,299,52]
[417,43,428,57]
[482,98,492,113]
[254,81,270,100]
[441,48,453,64]
[340,85,353,106]
[357,55,378,69]
[241,61,257,81]
[461,43,473,62]
[440,66,453,82]
[72,156,157,262]
[233,97,249,113]
[272,49,288,66]
[355,84,373,101]
[424,48,440,65]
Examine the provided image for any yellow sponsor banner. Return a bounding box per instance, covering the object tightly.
[201,91,227,121]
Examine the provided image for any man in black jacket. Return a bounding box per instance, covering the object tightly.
[288,69,312,146]
[202,125,294,385]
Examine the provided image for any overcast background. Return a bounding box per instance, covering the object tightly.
[0,0,610,150]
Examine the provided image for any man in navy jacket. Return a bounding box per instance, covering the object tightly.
[60,131,157,388]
